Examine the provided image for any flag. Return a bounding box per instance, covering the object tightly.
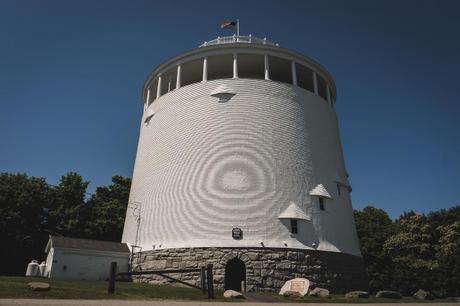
[221,21,237,29]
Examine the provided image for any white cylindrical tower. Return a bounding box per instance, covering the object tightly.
[122,35,367,292]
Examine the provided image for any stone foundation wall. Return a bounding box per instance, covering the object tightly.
[131,247,368,293]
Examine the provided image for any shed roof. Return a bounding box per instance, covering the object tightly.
[46,236,130,254]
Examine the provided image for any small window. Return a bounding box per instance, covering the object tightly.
[160,67,177,96]
[296,63,314,92]
[208,54,233,80]
[317,75,328,101]
[319,198,325,211]
[181,58,203,87]
[148,78,158,106]
[290,219,298,234]
[238,53,264,79]
[268,56,292,84]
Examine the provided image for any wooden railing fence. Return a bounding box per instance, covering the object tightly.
[107,262,214,299]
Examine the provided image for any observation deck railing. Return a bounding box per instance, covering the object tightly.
[200,35,279,48]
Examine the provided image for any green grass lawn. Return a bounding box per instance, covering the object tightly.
[0,276,458,302]
[0,276,224,300]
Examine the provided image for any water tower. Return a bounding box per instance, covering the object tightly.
[122,33,367,292]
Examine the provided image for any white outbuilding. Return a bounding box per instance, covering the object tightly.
[43,236,130,280]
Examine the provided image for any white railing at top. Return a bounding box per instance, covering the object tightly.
[200,35,279,48]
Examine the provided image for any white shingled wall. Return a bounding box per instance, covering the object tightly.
[122,78,361,256]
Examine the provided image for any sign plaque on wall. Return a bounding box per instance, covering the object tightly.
[232,227,243,239]
[290,280,306,292]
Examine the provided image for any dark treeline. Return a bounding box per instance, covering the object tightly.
[355,206,460,297]
[0,172,459,296]
[0,172,131,276]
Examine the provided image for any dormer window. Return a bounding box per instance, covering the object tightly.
[309,184,332,212]
[144,108,156,126]
[319,197,325,211]
[278,202,311,235]
[290,219,298,234]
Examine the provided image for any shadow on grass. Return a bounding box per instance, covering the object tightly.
[0,276,227,301]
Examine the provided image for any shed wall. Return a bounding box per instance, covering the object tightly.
[48,248,129,280]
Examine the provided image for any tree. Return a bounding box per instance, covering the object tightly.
[47,172,89,237]
[82,175,131,241]
[383,214,437,294]
[0,173,49,275]
[0,172,131,275]
[435,221,460,296]
[354,206,394,292]
[428,206,460,230]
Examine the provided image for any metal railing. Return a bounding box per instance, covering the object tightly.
[200,35,279,47]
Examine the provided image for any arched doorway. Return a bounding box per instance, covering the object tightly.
[225,257,246,291]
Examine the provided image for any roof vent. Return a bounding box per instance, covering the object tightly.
[210,84,236,103]
[278,202,311,221]
[309,184,333,199]
[144,108,155,125]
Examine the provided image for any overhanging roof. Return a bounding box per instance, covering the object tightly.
[46,236,130,254]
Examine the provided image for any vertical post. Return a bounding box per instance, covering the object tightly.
[233,54,238,79]
[145,88,150,109]
[237,19,240,37]
[176,65,181,89]
[313,71,318,95]
[202,57,208,82]
[206,264,214,299]
[156,75,162,99]
[200,266,206,294]
[108,262,117,294]
[168,75,171,92]
[264,54,269,80]
[326,84,332,107]
[291,61,297,86]
[330,87,335,108]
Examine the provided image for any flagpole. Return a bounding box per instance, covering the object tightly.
[237,19,240,37]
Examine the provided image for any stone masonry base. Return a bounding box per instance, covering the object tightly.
[131,247,368,293]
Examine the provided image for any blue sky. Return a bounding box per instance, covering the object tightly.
[1,0,459,218]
